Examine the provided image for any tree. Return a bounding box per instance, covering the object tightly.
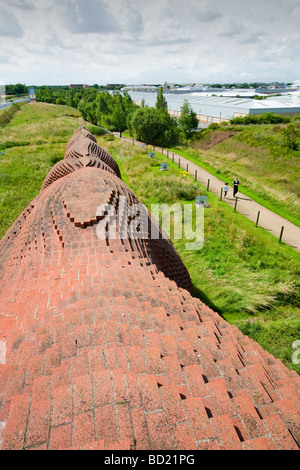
[155,86,168,112]
[130,107,178,146]
[178,100,199,138]
[111,103,127,132]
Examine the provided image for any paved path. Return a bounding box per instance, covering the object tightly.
[115,134,300,252]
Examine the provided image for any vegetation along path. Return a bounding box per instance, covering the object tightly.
[116,133,300,252]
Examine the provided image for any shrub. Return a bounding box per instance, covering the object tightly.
[86,125,109,136]
[130,107,179,147]
[230,112,291,125]
[0,103,23,128]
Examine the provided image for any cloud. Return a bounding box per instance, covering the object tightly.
[190,1,222,22]
[0,9,23,37]
[1,0,300,85]
[61,0,120,35]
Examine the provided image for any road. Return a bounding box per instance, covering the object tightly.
[0,97,28,110]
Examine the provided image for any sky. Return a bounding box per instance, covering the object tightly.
[0,0,299,86]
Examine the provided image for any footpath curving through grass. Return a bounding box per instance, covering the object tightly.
[0,102,299,374]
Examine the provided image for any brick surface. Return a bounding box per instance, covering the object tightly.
[0,126,299,451]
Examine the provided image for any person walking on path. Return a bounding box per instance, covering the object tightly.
[223,182,229,199]
[233,177,240,198]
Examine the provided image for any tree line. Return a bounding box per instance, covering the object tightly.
[5,83,28,96]
[36,86,199,146]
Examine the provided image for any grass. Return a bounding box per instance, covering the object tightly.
[0,102,299,374]
[0,102,84,238]
[169,122,300,227]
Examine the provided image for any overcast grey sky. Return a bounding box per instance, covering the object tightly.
[0,0,299,85]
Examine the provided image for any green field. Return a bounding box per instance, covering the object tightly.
[0,102,299,374]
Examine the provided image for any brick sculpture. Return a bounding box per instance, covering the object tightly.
[0,126,299,450]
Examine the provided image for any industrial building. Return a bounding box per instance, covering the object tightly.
[181,94,300,124]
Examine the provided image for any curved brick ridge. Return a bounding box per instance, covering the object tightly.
[65,125,97,151]
[0,129,299,451]
[64,138,121,180]
[41,155,118,191]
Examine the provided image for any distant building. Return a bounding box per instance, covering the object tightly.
[69,84,90,89]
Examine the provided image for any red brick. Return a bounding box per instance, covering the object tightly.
[184,397,215,441]
[233,389,266,439]
[1,393,31,450]
[116,402,134,444]
[171,422,198,450]
[176,339,198,365]
[125,372,141,408]
[87,346,106,373]
[61,334,77,359]
[32,375,51,402]
[183,364,207,397]
[131,407,150,450]
[144,346,164,374]
[243,437,277,450]
[126,345,146,373]
[91,323,106,347]
[25,355,44,385]
[73,374,93,413]
[160,335,178,356]
[264,414,299,450]
[116,323,130,346]
[93,370,113,407]
[52,385,73,426]
[52,363,70,388]
[211,414,243,450]
[138,375,163,412]
[50,424,72,450]
[163,355,185,385]
[197,440,220,450]
[274,398,300,443]
[74,324,91,348]
[208,378,236,417]
[160,384,186,425]
[26,399,51,447]
[4,369,25,401]
[146,411,173,450]
[95,405,118,443]
[239,368,272,406]
[73,411,95,448]
[196,349,219,379]
[44,346,61,374]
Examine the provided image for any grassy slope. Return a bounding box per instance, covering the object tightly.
[0,102,83,238]
[171,122,300,227]
[0,102,299,374]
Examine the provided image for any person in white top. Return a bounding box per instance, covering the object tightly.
[223,183,229,198]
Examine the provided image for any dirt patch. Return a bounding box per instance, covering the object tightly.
[194,130,238,150]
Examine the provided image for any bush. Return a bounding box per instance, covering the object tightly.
[282,124,299,150]
[86,125,109,136]
[130,107,179,147]
[230,112,291,125]
[0,103,23,128]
